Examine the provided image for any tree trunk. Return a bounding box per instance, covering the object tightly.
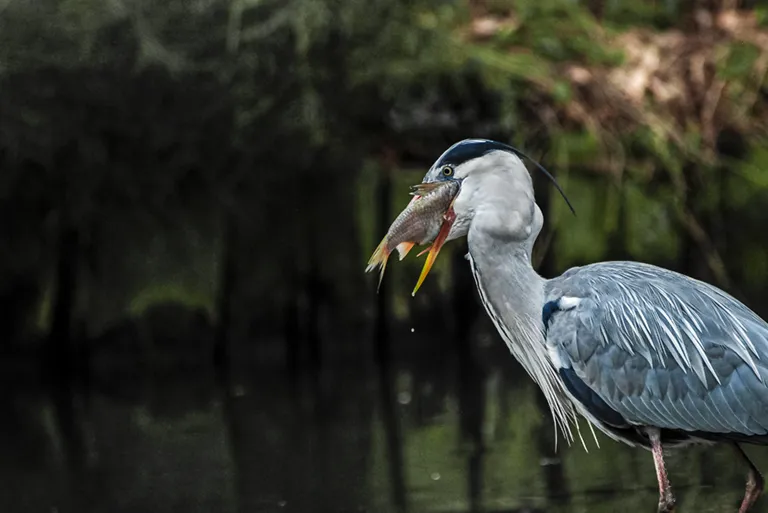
[678,163,712,281]
[374,158,393,367]
[533,165,558,278]
[214,211,237,378]
[47,225,79,381]
[606,177,630,261]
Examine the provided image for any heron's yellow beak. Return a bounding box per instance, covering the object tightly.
[411,199,457,296]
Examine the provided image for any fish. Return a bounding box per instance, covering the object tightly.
[366,180,460,294]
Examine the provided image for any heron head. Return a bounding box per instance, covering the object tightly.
[367,139,574,294]
[408,139,574,290]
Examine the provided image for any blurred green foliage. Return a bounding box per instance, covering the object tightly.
[1,0,768,347]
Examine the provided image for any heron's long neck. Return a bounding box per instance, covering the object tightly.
[467,237,545,333]
[467,233,577,444]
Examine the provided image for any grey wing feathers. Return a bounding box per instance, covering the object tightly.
[546,261,768,436]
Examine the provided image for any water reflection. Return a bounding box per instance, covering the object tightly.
[2,349,767,513]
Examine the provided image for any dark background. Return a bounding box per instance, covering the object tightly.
[2,0,768,512]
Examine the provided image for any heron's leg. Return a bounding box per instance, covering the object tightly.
[648,428,675,512]
[734,444,764,513]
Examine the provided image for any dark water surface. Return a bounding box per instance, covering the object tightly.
[3,355,767,513]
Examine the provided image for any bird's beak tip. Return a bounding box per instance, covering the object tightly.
[411,205,457,295]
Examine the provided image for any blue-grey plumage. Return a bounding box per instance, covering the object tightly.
[545,262,768,445]
[399,138,768,513]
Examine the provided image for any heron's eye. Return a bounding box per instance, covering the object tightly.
[441,166,454,177]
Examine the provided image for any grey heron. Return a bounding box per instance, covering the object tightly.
[367,139,768,513]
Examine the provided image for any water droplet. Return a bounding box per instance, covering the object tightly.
[278,500,287,507]
[410,328,415,333]
[430,472,441,481]
[397,391,411,404]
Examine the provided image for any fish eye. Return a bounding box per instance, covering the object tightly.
[441,165,454,177]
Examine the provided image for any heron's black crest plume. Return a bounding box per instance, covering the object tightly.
[435,139,576,216]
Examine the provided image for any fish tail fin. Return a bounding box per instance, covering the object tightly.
[366,238,391,292]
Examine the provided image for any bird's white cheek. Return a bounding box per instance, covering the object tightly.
[452,183,474,219]
[473,206,528,241]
